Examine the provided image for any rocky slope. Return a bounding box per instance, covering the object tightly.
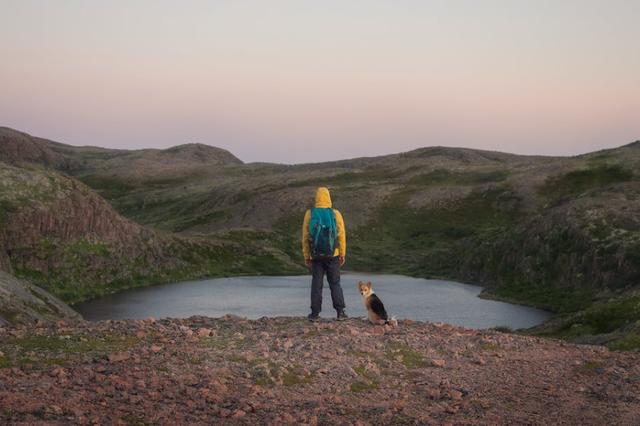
[0,271,81,326]
[1,316,639,425]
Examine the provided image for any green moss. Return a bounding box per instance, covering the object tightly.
[577,360,604,375]
[288,167,403,188]
[228,354,246,363]
[479,342,501,351]
[199,336,230,350]
[120,414,151,426]
[608,333,640,351]
[77,175,136,199]
[302,329,320,338]
[243,253,287,275]
[249,358,281,386]
[0,200,18,226]
[539,165,634,199]
[487,282,594,313]
[350,380,379,392]
[0,356,10,369]
[282,367,313,386]
[347,350,373,358]
[64,239,110,257]
[0,307,22,324]
[532,297,640,347]
[577,297,640,334]
[0,333,139,368]
[353,365,367,376]
[172,210,228,232]
[8,334,138,353]
[408,169,509,186]
[348,186,520,278]
[385,343,426,369]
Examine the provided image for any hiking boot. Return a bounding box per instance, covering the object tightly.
[336,310,348,321]
[307,312,320,322]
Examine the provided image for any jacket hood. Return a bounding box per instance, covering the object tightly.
[314,187,332,208]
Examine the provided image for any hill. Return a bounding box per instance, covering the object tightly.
[0,127,242,179]
[1,316,639,424]
[1,127,640,348]
[0,155,299,307]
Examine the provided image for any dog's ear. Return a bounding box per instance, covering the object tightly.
[367,281,372,287]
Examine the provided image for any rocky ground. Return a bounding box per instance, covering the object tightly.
[1,316,639,425]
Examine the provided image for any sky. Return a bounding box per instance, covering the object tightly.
[1,0,639,163]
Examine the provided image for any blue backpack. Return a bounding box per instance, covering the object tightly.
[309,208,337,259]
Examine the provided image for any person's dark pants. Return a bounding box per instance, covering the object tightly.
[310,256,345,314]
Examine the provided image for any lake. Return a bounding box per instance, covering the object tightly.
[74,273,551,329]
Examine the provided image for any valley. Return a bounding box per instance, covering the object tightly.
[1,127,640,349]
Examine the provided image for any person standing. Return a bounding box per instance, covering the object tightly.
[302,187,347,321]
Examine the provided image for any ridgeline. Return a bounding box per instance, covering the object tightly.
[1,127,640,349]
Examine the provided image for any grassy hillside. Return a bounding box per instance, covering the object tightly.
[1,127,640,349]
[0,162,302,304]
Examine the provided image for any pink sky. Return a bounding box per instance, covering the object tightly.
[1,1,639,163]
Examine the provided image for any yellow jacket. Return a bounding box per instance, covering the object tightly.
[302,187,346,260]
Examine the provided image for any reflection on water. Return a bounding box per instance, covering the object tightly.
[74,273,551,329]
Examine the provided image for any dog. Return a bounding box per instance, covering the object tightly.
[358,281,397,326]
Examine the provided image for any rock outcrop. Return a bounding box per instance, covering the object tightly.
[0,270,81,325]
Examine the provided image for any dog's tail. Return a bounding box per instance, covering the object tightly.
[385,316,398,327]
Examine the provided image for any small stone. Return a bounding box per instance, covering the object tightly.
[198,328,212,337]
[372,326,385,335]
[431,359,446,368]
[183,374,199,386]
[449,390,463,400]
[150,345,162,353]
[50,367,67,378]
[232,409,246,418]
[108,352,130,363]
[445,405,459,414]
[281,412,296,423]
[426,388,441,400]
[49,405,63,415]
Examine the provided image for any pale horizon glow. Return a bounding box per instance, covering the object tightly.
[1,0,639,163]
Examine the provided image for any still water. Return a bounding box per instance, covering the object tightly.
[74,274,551,329]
